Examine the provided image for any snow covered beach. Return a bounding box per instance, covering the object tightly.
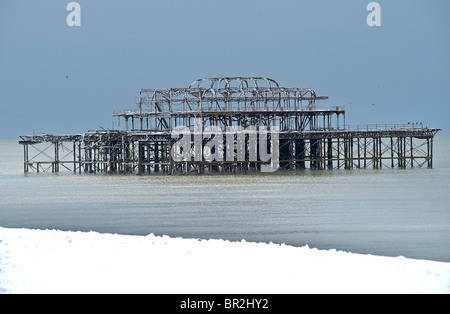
[0,227,449,294]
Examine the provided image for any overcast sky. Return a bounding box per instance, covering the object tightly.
[1,0,449,138]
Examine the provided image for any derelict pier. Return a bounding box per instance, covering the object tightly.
[19,77,440,175]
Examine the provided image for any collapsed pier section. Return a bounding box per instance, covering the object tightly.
[19,77,440,175]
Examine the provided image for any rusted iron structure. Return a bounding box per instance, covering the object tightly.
[19,77,439,174]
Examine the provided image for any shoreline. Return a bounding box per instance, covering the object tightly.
[1,226,449,294]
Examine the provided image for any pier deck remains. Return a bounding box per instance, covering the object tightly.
[19,77,439,174]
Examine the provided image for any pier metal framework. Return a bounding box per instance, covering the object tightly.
[19,77,440,175]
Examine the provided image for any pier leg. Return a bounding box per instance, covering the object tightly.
[390,137,394,169]
[357,138,361,169]
[138,142,144,175]
[295,139,305,169]
[327,138,333,169]
[430,137,433,168]
[23,144,29,173]
[379,137,382,169]
[78,141,82,174]
[54,142,59,173]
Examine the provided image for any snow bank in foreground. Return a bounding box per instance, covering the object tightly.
[1,227,449,294]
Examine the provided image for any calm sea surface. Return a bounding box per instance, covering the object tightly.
[1,133,449,262]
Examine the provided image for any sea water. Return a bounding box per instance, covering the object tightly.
[0,133,449,262]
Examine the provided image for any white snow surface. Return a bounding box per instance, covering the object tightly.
[0,227,449,294]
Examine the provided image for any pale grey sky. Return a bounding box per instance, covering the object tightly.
[1,0,449,137]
